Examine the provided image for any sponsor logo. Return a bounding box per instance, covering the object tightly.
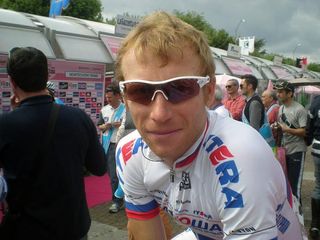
[204,135,243,209]
[193,210,212,220]
[179,171,191,191]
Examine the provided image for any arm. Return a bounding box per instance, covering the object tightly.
[84,112,107,176]
[279,123,306,138]
[249,100,263,131]
[127,216,167,240]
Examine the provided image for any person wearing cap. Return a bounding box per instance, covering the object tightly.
[115,11,303,239]
[0,47,106,240]
[274,80,308,222]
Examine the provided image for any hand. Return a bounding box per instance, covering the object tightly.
[112,121,121,128]
[105,123,112,130]
[278,122,289,133]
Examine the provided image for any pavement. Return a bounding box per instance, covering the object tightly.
[88,149,316,240]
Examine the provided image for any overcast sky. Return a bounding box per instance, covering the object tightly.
[100,0,320,64]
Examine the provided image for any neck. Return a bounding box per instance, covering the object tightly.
[111,101,121,109]
[229,92,239,98]
[283,98,293,107]
[15,89,49,102]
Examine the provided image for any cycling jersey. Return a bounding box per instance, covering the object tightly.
[116,111,303,239]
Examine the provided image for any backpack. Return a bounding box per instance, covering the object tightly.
[242,96,275,147]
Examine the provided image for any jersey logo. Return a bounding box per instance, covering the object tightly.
[204,134,244,209]
[121,137,144,164]
[179,171,191,191]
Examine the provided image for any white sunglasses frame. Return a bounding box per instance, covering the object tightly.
[119,76,210,103]
[119,75,210,93]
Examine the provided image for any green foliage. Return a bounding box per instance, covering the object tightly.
[307,63,320,72]
[0,0,103,21]
[63,0,103,22]
[0,0,51,16]
[105,17,116,25]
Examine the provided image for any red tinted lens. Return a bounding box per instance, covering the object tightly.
[164,79,200,103]
[123,78,200,105]
[124,82,155,105]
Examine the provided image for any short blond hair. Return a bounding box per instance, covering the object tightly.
[115,11,215,81]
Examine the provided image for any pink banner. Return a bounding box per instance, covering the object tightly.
[0,54,12,113]
[0,56,106,126]
[270,66,292,79]
[48,59,106,125]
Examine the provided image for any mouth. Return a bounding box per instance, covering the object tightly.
[147,128,182,137]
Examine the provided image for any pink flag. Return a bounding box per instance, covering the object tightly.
[267,79,274,90]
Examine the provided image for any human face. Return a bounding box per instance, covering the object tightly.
[276,89,291,105]
[240,79,249,96]
[225,80,238,95]
[105,91,120,108]
[261,91,272,108]
[121,48,214,166]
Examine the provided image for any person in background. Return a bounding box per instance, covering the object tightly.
[241,74,265,131]
[0,47,106,240]
[46,81,64,105]
[305,95,320,240]
[97,83,125,214]
[222,78,245,120]
[115,11,303,239]
[210,85,231,118]
[274,80,307,224]
[261,89,280,125]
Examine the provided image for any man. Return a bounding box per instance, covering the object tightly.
[240,74,265,131]
[97,83,125,213]
[115,11,302,239]
[261,89,280,125]
[222,78,245,120]
[274,80,307,212]
[305,95,320,240]
[210,85,231,118]
[0,47,106,240]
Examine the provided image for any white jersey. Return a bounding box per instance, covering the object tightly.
[116,112,303,239]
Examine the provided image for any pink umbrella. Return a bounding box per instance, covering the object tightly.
[215,74,241,88]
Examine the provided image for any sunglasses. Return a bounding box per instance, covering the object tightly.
[225,85,234,89]
[119,76,210,105]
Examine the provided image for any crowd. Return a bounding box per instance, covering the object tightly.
[0,10,319,240]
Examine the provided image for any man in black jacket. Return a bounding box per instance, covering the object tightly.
[306,95,320,240]
[0,47,106,240]
[240,74,265,131]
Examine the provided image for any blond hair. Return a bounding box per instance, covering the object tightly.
[115,11,215,81]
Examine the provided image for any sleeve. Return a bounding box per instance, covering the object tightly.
[116,112,126,143]
[214,128,302,239]
[116,137,160,220]
[297,106,308,128]
[249,100,263,131]
[83,111,107,176]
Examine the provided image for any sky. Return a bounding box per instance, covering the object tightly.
[100,0,320,64]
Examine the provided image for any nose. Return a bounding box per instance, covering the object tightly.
[149,92,173,123]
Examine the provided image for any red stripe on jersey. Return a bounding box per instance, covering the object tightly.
[126,207,160,220]
[122,139,135,164]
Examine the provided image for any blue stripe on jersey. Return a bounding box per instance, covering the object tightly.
[195,232,217,240]
[118,174,124,185]
[116,147,123,172]
[125,199,158,212]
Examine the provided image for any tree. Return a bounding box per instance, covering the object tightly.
[308,63,320,72]
[63,0,103,22]
[0,0,103,21]
[0,0,51,16]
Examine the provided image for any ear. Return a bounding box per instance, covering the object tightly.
[205,75,216,107]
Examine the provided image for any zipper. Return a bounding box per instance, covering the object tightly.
[170,168,175,183]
